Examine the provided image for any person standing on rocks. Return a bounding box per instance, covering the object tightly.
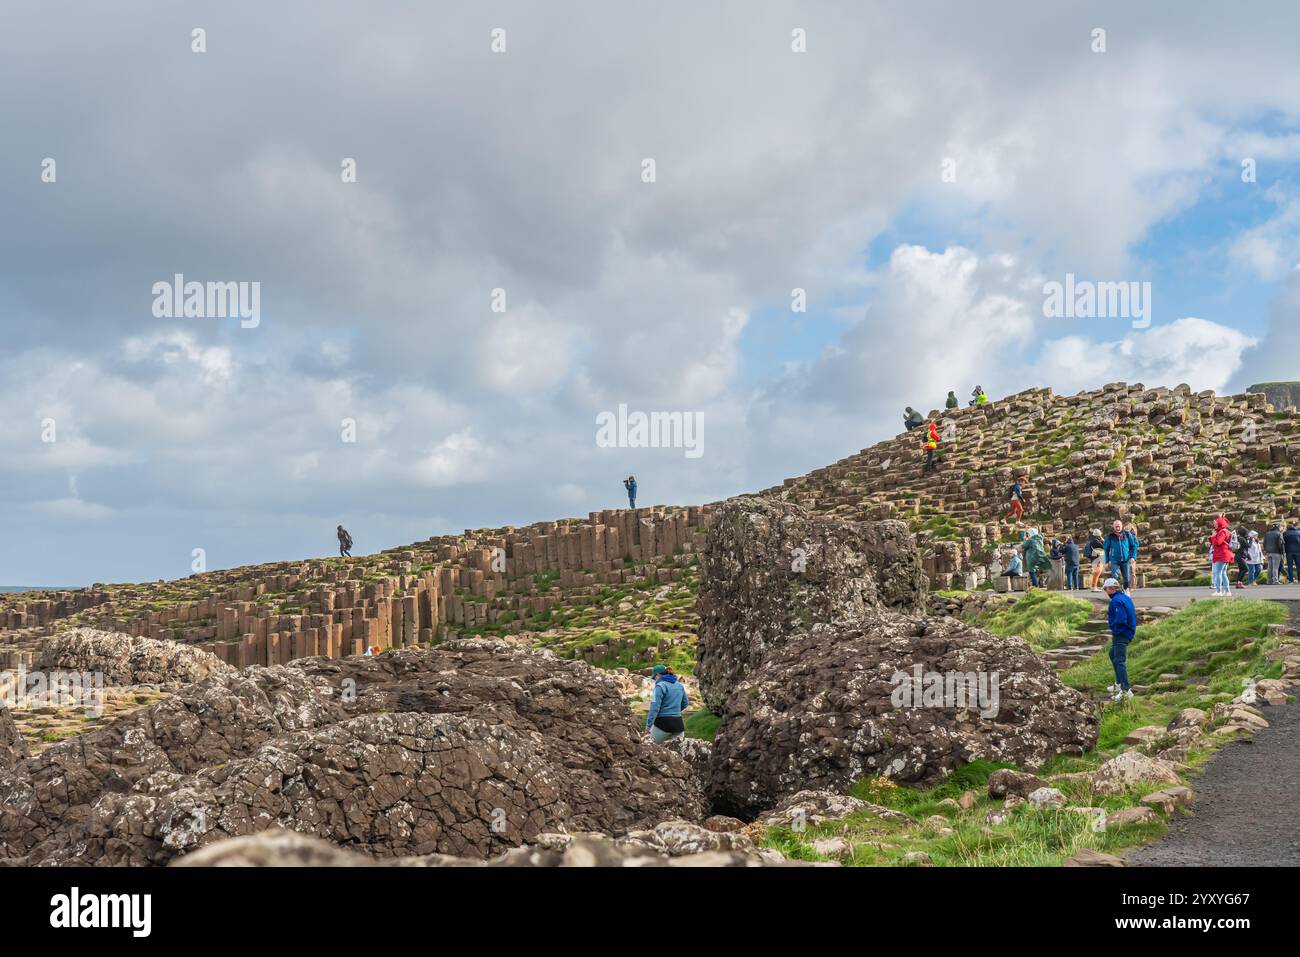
[1062,536,1081,590]
[1125,522,1141,590]
[645,664,688,743]
[1246,531,1264,586]
[1264,520,1285,585]
[624,475,637,509]
[945,390,959,410]
[1085,528,1106,590]
[1020,528,1052,589]
[336,525,353,558]
[1103,520,1133,591]
[1104,577,1136,701]
[1209,516,1234,597]
[1285,521,1300,583]
[922,420,940,474]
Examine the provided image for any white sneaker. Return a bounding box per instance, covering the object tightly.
[1121,689,1134,700]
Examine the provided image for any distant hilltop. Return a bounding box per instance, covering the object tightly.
[1247,382,1300,412]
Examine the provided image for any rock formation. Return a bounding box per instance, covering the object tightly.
[35,627,233,686]
[696,497,925,710]
[697,498,1096,816]
[0,640,705,866]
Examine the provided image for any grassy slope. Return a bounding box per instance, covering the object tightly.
[758,597,1287,866]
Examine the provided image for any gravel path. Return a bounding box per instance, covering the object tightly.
[1127,697,1300,866]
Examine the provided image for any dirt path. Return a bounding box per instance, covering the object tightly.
[1127,696,1300,866]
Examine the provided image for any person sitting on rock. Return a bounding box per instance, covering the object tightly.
[1104,577,1136,702]
[645,664,688,743]
[945,390,959,410]
[624,475,637,509]
[903,407,924,431]
[336,525,353,558]
[1002,549,1024,584]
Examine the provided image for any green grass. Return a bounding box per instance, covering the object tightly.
[966,589,1092,650]
[684,708,721,741]
[758,598,1286,866]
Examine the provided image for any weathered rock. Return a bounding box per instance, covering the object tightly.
[900,850,933,866]
[1090,751,1182,795]
[0,641,706,866]
[1064,848,1125,867]
[1105,806,1159,827]
[988,769,1049,799]
[754,789,912,828]
[696,497,925,710]
[0,707,27,772]
[811,836,853,857]
[1027,787,1066,808]
[34,628,233,686]
[1140,786,1195,815]
[1167,708,1207,731]
[708,612,1097,815]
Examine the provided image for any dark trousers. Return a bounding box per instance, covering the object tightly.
[1109,561,1129,590]
[1236,554,1249,583]
[1288,553,1300,583]
[1065,565,1080,589]
[1109,636,1132,691]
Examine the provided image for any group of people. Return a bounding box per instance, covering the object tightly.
[998,510,1140,594]
[904,387,988,474]
[1208,516,1300,595]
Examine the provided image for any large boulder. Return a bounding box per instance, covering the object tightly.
[707,612,1098,817]
[697,497,925,710]
[34,628,233,686]
[0,708,27,772]
[0,640,705,865]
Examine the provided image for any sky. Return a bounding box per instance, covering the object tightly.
[3,0,1300,586]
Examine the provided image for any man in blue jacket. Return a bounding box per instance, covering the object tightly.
[624,475,637,509]
[645,664,688,743]
[1103,519,1133,591]
[1285,521,1300,584]
[1105,577,1137,701]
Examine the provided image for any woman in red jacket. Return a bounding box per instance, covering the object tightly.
[1210,516,1234,597]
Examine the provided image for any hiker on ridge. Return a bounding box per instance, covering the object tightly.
[337,525,353,558]
[1105,577,1136,702]
[1285,520,1300,584]
[903,407,924,431]
[624,475,637,509]
[1103,519,1133,592]
[970,385,988,406]
[644,664,688,743]
[1264,520,1285,585]
[945,391,959,410]
[1209,516,1234,597]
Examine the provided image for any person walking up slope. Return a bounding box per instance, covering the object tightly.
[1105,578,1137,701]
[336,525,353,558]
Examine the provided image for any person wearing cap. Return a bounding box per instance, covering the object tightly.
[645,664,688,743]
[1104,577,1136,701]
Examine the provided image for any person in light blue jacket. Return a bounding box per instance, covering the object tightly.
[645,664,688,743]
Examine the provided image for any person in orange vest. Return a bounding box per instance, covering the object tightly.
[923,420,940,474]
